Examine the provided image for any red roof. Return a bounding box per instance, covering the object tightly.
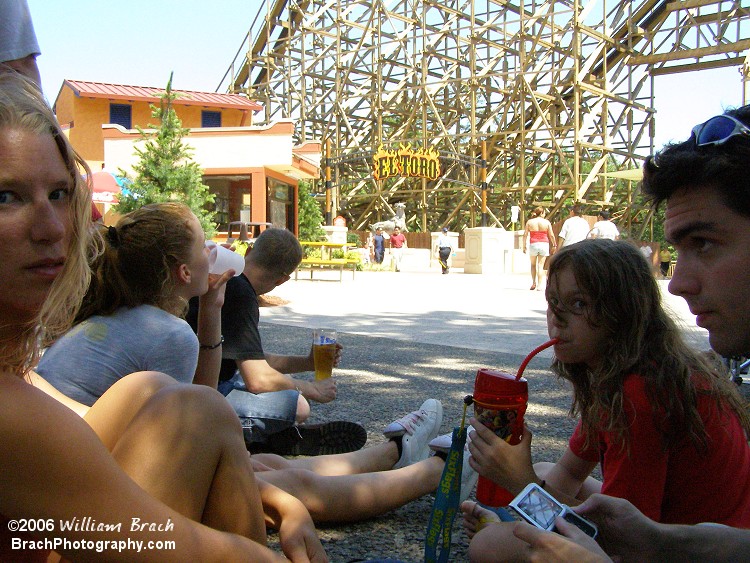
[62,79,262,112]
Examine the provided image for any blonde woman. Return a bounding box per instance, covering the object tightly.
[0,72,323,561]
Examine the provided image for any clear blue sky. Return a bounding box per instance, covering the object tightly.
[30,0,253,99]
[29,0,746,152]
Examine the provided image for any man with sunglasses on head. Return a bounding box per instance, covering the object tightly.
[499,106,750,562]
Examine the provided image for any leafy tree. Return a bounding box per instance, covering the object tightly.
[115,73,216,236]
[297,180,326,241]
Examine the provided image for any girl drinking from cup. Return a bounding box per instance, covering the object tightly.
[464,239,750,561]
[38,202,234,400]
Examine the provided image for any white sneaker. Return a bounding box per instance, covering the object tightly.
[429,431,478,503]
[385,399,443,469]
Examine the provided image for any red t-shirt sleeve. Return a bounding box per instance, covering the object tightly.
[568,375,669,521]
[569,419,599,462]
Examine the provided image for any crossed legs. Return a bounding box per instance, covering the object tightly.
[251,414,447,523]
[84,371,267,542]
[86,378,446,528]
[256,446,445,522]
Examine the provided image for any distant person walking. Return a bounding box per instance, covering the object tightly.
[435,227,454,274]
[557,204,590,247]
[588,209,620,240]
[372,227,386,264]
[365,230,375,263]
[660,246,672,278]
[390,226,407,272]
[523,207,556,291]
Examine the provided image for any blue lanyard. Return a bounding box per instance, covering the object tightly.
[424,402,469,563]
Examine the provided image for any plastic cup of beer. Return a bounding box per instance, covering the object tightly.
[313,329,337,380]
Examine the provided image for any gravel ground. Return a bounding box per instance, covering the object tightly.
[258,322,580,563]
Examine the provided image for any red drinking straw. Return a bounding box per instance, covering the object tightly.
[516,338,559,381]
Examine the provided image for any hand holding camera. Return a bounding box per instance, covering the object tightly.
[508,483,598,538]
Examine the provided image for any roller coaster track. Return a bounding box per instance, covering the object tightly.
[219,0,749,234]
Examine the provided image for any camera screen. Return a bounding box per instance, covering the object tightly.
[515,487,564,529]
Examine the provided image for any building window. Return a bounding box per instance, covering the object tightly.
[201,110,222,128]
[109,103,132,129]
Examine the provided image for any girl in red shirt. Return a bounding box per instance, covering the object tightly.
[464,239,750,561]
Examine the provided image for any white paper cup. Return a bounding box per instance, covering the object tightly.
[206,240,244,276]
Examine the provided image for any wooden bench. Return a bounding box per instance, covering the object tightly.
[295,258,356,281]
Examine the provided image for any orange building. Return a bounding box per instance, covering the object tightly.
[53,79,320,233]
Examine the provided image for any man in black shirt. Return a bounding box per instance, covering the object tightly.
[188,227,364,455]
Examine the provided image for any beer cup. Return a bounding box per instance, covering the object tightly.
[313,329,337,380]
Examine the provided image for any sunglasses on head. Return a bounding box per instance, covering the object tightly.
[691,114,750,147]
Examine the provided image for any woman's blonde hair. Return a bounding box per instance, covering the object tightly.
[76,202,199,321]
[531,206,545,218]
[0,73,95,377]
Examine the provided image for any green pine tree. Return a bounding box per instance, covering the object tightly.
[114,73,216,236]
[297,180,326,242]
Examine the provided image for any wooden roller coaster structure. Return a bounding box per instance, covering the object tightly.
[219,0,749,236]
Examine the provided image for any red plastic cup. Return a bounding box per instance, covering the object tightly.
[473,368,528,506]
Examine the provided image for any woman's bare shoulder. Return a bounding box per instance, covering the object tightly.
[0,371,38,404]
[0,371,78,437]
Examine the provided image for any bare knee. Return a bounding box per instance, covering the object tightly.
[267,467,317,495]
[261,468,326,517]
[151,384,243,435]
[295,394,311,424]
[112,371,177,400]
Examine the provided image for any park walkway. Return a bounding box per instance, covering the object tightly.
[261,269,709,359]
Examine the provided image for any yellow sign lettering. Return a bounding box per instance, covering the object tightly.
[373,143,441,181]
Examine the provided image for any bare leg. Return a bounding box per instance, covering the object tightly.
[258,455,444,522]
[253,441,399,476]
[529,255,538,289]
[461,502,533,562]
[537,256,546,290]
[86,374,266,542]
[469,522,527,563]
[84,371,178,450]
[463,463,603,562]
